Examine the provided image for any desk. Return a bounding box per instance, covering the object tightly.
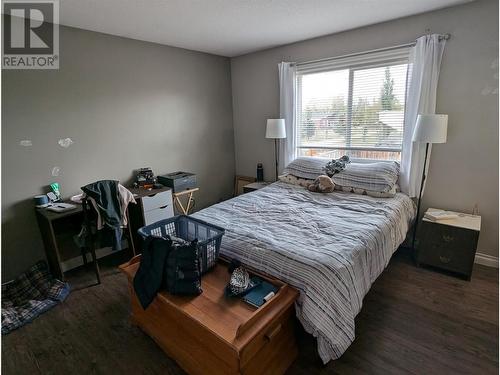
[35,205,83,280]
[35,187,174,280]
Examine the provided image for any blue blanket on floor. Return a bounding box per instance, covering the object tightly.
[2,261,70,334]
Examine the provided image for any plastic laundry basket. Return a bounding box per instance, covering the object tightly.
[138,215,225,274]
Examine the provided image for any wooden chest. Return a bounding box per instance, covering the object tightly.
[120,256,298,375]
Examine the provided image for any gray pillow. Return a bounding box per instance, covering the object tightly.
[282,157,327,180]
[332,161,400,193]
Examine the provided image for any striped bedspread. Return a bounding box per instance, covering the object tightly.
[193,182,415,363]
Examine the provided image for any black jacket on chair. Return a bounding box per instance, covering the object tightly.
[81,180,121,226]
[81,180,123,250]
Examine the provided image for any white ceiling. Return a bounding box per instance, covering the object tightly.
[58,0,471,57]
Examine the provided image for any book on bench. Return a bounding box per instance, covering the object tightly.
[242,279,279,308]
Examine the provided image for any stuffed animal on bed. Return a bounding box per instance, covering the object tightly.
[307,175,335,193]
[323,155,350,177]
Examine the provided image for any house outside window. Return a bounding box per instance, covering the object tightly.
[295,48,410,161]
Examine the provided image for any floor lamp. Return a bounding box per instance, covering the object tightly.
[266,119,286,181]
[411,114,448,251]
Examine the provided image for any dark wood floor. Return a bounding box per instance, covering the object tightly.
[3,249,498,374]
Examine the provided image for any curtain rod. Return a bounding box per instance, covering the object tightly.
[294,33,451,67]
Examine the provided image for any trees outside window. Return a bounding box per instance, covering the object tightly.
[296,61,408,161]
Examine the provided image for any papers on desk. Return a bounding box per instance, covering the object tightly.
[46,203,78,213]
[423,210,459,222]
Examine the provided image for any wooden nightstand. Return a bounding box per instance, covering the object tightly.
[242,182,271,193]
[416,208,481,280]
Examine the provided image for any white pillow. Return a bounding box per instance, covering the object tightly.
[278,174,313,187]
[336,185,398,198]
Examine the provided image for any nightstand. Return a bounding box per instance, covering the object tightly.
[242,182,271,193]
[416,208,481,280]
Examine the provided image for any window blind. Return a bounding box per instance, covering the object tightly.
[295,47,410,161]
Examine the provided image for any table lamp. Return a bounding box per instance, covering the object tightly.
[265,119,286,181]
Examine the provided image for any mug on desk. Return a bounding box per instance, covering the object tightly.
[34,194,50,208]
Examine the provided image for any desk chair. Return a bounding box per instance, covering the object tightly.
[81,198,136,285]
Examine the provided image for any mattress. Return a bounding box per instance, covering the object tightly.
[193,181,415,363]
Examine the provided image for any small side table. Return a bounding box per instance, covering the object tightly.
[416,208,481,280]
[173,188,199,215]
[242,182,271,193]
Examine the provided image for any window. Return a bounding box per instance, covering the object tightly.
[295,48,410,161]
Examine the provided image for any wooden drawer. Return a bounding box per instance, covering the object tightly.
[143,204,174,225]
[127,187,174,253]
[142,190,173,212]
[240,307,297,374]
[120,257,298,375]
[417,221,479,278]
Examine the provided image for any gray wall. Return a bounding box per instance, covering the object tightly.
[2,25,235,280]
[231,0,499,258]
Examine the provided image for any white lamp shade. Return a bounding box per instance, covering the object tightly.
[266,119,286,139]
[413,114,448,143]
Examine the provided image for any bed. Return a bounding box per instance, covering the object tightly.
[193,181,415,364]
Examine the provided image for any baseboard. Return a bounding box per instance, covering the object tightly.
[474,252,499,268]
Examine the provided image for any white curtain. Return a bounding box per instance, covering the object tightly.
[278,62,297,172]
[400,34,446,197]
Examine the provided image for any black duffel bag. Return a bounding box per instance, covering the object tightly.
[133,235,202,310]
[163,237,202,296]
